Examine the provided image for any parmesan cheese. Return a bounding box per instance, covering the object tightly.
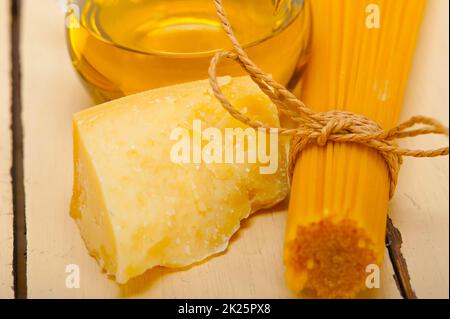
[71,76,288,283]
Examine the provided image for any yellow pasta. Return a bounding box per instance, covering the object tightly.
[284,0,426,298]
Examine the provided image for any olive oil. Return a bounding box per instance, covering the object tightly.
[67,0,311,102]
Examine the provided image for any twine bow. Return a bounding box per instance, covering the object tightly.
[208,0,449,198]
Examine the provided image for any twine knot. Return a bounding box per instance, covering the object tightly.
[208,0,449,199]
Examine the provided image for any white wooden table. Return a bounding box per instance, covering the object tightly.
[0,0,448,298]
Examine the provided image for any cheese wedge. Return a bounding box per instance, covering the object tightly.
[71,76,288,283]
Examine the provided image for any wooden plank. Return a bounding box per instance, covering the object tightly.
[0,0,14,299]
[21,0,440,299]
[22,0,92,298]
[24,0,298,299]
[389,0,449,299]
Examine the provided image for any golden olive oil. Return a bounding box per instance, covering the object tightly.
[67,0,311,102]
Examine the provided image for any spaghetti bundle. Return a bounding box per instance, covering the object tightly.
[284,0,427,297]
[209,0,447,298]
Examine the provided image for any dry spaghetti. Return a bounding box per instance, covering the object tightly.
[208,0,448,298]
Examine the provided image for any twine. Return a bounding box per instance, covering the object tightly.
[208,0,449,198]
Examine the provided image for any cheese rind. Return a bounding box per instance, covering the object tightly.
[71,76,288,283]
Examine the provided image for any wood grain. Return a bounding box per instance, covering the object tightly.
[0,0,14,299]
[389,0,449,299]
[21,0,445,298]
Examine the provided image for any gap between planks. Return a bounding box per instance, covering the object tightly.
[11,0,27,299]
[386,217,416,299]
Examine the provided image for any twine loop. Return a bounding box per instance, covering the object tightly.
[208,0,449,198]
